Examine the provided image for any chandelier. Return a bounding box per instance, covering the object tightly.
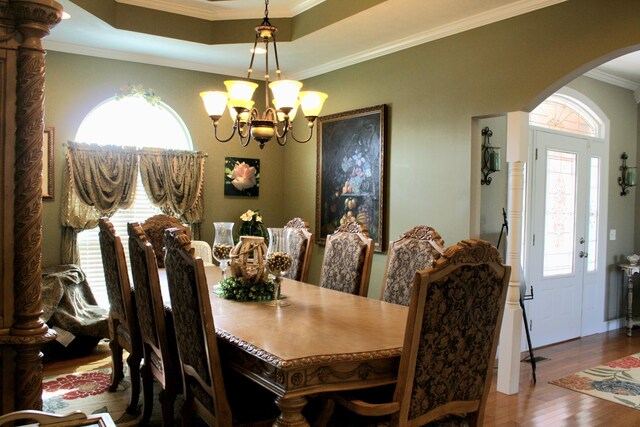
[200,0,328,149]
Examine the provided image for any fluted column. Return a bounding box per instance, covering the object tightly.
[8,0,61,410]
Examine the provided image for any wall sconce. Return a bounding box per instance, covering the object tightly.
[481,127,500,185]
[619,152,636,196]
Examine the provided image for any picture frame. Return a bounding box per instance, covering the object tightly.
[224,157,260,197]
[43,127,54,200]
[316,105,386,251]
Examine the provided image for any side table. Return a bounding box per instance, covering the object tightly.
[620,263,640,336]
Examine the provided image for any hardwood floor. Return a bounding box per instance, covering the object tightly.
[43,329,640,426]
[484,328,640,426]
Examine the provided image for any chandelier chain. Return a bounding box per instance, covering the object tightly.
[264,0,269,19]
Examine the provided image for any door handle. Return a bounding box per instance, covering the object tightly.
[579,251,588,258]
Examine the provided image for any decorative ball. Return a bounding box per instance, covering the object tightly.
[267,252,292,273]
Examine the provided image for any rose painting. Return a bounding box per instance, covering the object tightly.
[225,157,260,196]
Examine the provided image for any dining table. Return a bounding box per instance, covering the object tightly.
[158,265,408,427]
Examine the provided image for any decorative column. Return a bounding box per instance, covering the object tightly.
[497,111,528,395]
[8,0,61,410]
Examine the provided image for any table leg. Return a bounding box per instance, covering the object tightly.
[628,273,634,337]
[274,396,310,427]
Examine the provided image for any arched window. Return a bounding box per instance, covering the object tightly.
[529,93,604,138]
[75,93,192,307]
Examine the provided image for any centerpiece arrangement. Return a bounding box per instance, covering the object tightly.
[218,209,284,302]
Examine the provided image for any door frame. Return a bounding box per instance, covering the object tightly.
[523,87,610,346]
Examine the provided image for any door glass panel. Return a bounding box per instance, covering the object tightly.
[587,157,600,272]
[543,150,577,277]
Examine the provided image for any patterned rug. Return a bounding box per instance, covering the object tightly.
[42,365,142,426]
[550,353,640,410]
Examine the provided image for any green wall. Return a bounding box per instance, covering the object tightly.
[285,0,640,299]
[42,0,640,315]
[42,52,289,267]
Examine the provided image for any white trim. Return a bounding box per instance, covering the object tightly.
[46,0,566,80]
[115,0,323,20]
[42,40,245,77]
[585,69,640,91]
[294,0,567,80]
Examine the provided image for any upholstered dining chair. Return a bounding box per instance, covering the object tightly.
[141,214,190,268]
[327,239,510,427]
[163,228,278,426]
[127,222,183,427]
[97,218,142,414]
[380,225,446,306]
[282,217,313,282]
[190,240,214,264]
[319,221,374,297]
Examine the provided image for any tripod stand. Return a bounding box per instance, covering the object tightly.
[496,208,537,383]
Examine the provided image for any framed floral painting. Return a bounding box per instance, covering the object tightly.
[225,157,260,196]
[316,105,386,251]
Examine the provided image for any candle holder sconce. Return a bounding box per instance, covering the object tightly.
[481,127,500,185]
[619,152,637,196]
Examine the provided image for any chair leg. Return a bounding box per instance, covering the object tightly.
[139,362,153,426]
[126,350,142,414]
[159,387,177,427]
[108,339,124,392]
[181,394,194,427]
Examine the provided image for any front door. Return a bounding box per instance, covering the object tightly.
[527,128,605,348]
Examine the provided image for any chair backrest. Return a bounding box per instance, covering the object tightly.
[190,240,214,264]
[282,217,313,282]
[380,225,445,306]
[98,218,136,331]
[141,214,190,268]
[391,239,510,427]
[320,221,374,297]
[163,227,232,426]
[127,222,179,387]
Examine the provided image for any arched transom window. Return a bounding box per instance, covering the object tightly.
[529,93,603,138]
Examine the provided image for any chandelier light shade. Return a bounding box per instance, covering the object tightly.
[200,0,328,149]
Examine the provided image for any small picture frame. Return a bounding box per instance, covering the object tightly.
[224,157,260,197]
[43,127,54,200]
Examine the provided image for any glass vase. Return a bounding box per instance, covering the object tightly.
[213,222,234,277]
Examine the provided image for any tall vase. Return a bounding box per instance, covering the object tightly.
[229,235,268,285]
[213,222,234,277]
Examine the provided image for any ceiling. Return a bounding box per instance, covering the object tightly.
[44,0,640,99]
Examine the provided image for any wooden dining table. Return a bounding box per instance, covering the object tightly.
[159,265,408,427]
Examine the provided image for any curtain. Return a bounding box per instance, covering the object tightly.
[60,142,138,263]
[68,142,139,216]
[139,148,206,239]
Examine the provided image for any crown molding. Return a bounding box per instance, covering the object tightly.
[294,0,567,80]
[115,0,323,20]
[43,39,245,77]
[584,69,640,103]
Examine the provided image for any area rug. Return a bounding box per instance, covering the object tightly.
[42,365,142,426]
[550,353,640,410]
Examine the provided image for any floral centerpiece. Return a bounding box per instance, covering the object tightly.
[218,276,275,301]
[238,209,266,241]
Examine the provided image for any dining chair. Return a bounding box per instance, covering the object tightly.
[127,222,183,427]
[327,239,510,427]
[319,221,373,297]
[282,217,313,282]
[163,227,278,426]
[0,410,115,426]
[141,214,190,268]
[97,218,142,414]
[380,225,445,306]
[191,239,214,263]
